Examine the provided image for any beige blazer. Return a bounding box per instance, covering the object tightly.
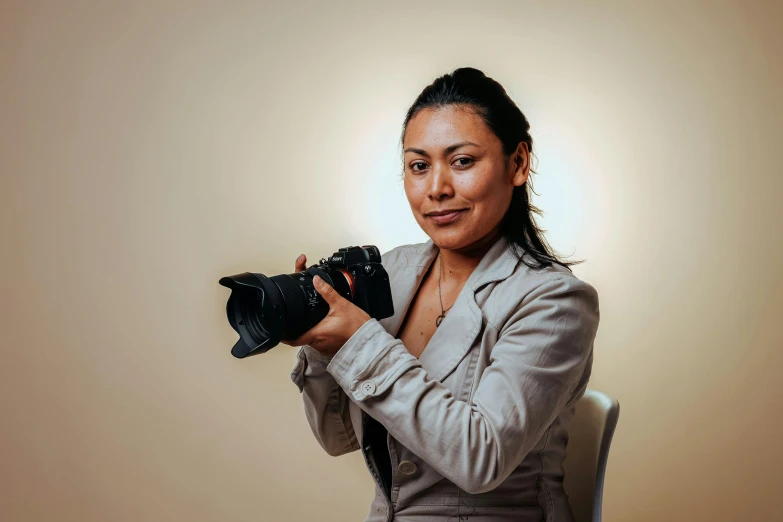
[291,234,600,522]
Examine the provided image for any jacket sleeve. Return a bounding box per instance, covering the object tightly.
[289,247,405,458]
[291,344,360,457]
[324,275,600,494]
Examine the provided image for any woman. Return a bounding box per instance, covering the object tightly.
[285,67,600,522]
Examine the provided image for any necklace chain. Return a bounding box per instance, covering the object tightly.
[436,251,454,328]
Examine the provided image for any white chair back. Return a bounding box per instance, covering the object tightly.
[563,389,620,522]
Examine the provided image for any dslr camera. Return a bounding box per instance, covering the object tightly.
[219,245,394,358]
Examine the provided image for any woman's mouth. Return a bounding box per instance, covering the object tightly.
[426,209,467,225]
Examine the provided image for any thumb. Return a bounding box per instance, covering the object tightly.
[313,275,342,305]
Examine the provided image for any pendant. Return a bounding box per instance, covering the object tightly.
[435,313,445,327]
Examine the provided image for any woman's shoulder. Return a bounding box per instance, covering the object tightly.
[380,241,433,270]
[509,246,598,296]
[520,258,595,291]
[484,252,600,334]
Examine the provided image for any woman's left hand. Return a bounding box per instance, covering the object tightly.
[280,275,372,357]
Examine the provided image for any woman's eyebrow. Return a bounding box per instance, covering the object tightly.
[403,141,479,156]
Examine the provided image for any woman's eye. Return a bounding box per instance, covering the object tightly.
[410,161,428,172]
[453,157,474,168]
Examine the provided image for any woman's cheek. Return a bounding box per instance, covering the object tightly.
[403,175,422,197]
[454,171,489,201]
[473,167,509,201]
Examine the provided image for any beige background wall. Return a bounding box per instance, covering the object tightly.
[2,1,781,521]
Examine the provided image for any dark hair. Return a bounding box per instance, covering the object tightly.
[401,67,583,271]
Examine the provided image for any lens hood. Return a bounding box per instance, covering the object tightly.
[218,273,285,358]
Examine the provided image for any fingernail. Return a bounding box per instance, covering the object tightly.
[313,275,322,286]
[297,254,304,262]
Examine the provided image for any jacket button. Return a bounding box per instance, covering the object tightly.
[360,380,376,396]
[398,460,417,475]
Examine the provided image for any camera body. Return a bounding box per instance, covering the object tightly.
[323,245,394,321]
[219,245,394,359]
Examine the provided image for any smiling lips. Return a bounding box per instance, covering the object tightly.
[425,208,468,224]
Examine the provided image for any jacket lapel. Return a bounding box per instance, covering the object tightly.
[379,235,521,383]
[377,241,438,340]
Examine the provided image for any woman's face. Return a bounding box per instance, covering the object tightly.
[402,104,529,252]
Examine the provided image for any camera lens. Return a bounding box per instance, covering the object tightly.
[219,266,353,358]
[236,289,270,345]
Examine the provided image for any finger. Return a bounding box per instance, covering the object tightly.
[295,254,306,272]
[313,275,343,306]
[286,328,317,346]
[288,335,313,347]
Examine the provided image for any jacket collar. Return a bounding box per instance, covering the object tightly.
[380,234,521,382]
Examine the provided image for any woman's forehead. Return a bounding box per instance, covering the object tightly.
[403,105,494,150]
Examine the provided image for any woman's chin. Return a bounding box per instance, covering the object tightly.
[427,229,474,250]
[426,225,503,253]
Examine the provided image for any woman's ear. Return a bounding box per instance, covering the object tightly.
[510,142,530,187]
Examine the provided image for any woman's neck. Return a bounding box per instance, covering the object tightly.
[438,230,502,284]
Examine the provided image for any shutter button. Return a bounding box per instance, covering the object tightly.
[398,460,417,475]
[360,380,376,396]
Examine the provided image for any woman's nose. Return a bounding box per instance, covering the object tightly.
[427,164,454,200]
